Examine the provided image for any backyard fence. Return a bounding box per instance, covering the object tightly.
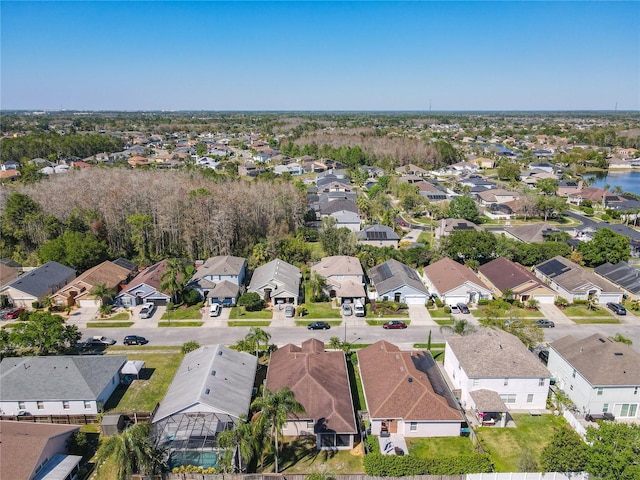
[0,411,153,425]
[467,473,590,480]
[159,475,466,480]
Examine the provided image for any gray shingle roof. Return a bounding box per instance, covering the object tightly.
[447,328,550,379]
[594,261,640,295]
[153,345,257,423]
[249,259,301,296]
[3,261,75,298]
[369,259,428,296]
[0,356,126,401]
[535,256,621,293]
[356,224,400,242]
[189,256,247,283]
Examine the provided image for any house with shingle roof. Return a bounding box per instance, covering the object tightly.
[533,256,623,303]
[0,421,82,480]
[266,339,357,450]
[248,259,301,306]
[187,256,247,306]
[358,341,463,438]
[0,261,76,309]
[51,260,133,308]
[435,218,480,243]
[151,345,257,469]
[115,259,178,307]
[422,257,492,306]
[310,256,365,305]
[0,355,126,415]
[594,261,640,299]
[478,257,556,304]
[356,224,400,249]
[445,329,551,413]
[504,223,563,244]
[369,259,429,305]
[548,334,640,420]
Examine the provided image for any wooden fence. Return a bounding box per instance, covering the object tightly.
[0,411,153,425]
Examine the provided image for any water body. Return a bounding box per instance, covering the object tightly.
[585,170,640,196]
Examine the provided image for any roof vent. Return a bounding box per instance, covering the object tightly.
[615,352,623,356]
[218,351,223,356]
[211,371,216,376]
[599,338,606,343]
[205,388,210,395]
[408,377,413,383]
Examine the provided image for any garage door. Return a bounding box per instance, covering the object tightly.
[78,298,100,308]
[152,299,168,306]
[599,294,623,304]
[404,295,427,305]
[532,295,555,304]
[444,296,467,306]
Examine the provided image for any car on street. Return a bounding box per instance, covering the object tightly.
[87,335,117,346]
[535,319,555,328]
[341,304,353,316]
[4,307,25,319]
[606,302,627,315]
[139,303,156,319]
[383,320,407,329]
[307,321,331,330]
[457,303,470,314]
[284,305,295,317]
[209,303,221,317]
[124,335,149,345]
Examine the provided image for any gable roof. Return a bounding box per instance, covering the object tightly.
[311,256,364,279]
[535,256,621,294]
[267,339,357,434]
[550,334,640,386]
[594,261,640,296]
[207,280,240,299]
[358,341,462,422]
[153,345,257,423]
[439,218,480,234]
[369,259,428,296]
[447,328,550,378]
[56,260,130,293]
[118,259,173,295]
[249,259,301,295]
[356,224,400,242]
[320,199,358,215]
[423,257,489,295]
[0,356,126,401]
[0,421,80,480]
[189,256,247,284]
[2,261,75,298]
[478,258,550,294]
[505,223,562,243]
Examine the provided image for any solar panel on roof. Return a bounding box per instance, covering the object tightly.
[369,231,388,240]
[377,263,393,281]
[538,259,571,278]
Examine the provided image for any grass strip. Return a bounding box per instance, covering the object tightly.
[157,321,203,327]
[86,321,134,328]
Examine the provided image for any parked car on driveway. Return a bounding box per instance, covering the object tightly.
[383,320,407,329]
[450,305,460,314]
[536,319,555,328]
[606,302,626,315]
[209,303,221,317]
[4,307,25,319]
[284,305,295,317]
[139,303,156,319]
[124,335,149,345]
[307,321,331,330]
[456,303,470,314]
[341,304,352,316]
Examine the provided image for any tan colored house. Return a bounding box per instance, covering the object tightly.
[477,257,556,304]
[266,339,358,450]
[477,188,520,205]
[358,341,463,440]
[422,257,492,306]
[310,256,365,304]
[52,260,133,308]
[435,218,480,242]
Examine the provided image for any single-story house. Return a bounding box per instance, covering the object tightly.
[435,218,480,243]
[310,256,366,304]
[187,256,247,306]
[594,261,640,299]
[0,259,20,287]
[115,259,180,307]
[0,261,76,309]
[534,256,623,303]
[356,224,400,249]
[476,188,520,206]
[0,355,126,415]
[358,341,463,438]
[248,258,301,306]
[445,329,551,415]
[548,334,640,420]
[152,345,257,470]
[478,257,556,304]
[330,210,361,232]
[1,421,82,480]
[368,259,429,305]
[266,339,358,450]
[422,257,492,306]
[503,223,563,244]
[51,260,133,308]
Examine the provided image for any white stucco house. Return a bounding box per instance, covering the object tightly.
[248,258,301,306]
[548,334,640,420]
[368,259,429,305]
[187,256,247,306]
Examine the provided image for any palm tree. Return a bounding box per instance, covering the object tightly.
[217,416,255,472]
[91,282,116,307]
[95,423,165,480]
[245,327,272,359]
[160,259,187,304]
[251,387,305,473]
[439,318,476,336]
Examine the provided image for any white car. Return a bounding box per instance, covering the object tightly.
[139,303,156,319]
[284,305,295,317]
[209,303,221,317]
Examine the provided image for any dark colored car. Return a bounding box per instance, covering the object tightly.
[124,335,149,345]
[606,302,627,315]
[4,307,25,319]
[536,319,555,328]
[383,320,407,329]
[307,321,331,330]
[456,303,470,314]
[538,349,549,365]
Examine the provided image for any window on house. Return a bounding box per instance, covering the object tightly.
[603,403,609,413]
[527,394,534,404]
[84,401,91,409]
[63,401,70,410]
[37,401,44,410]
[634,387,638,395]
[452,371,456,379]
[572,369,576,378]
[410,422,417,431]
[18,401,25,409]
[504,378,509,386]
[539,378,545,387]
[500,394,516,404]
[307,420,314,429]
[597,387,604,396]
[570,385,574,391]
[619,404,638,417]
[473,379,480,386]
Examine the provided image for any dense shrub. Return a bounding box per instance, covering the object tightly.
[554,297,569,308]
[365,434,380,454]
[237,292,265,311]
[363,453,493,476]
[444,306,451,314]
[573,299,589,305]
[182,288,202,306]
[477,299,491,306]
[435,298,444,308]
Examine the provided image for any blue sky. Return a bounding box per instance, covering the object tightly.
[1,1,639,111]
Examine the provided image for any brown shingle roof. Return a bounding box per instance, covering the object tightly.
[478,258,549,294]
[505,223,561,243]
[357,341,462,422]
[550,334,640,386]
[423,257,489,295]
[266,339,357,434]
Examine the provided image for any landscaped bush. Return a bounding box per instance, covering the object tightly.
[32,301,40,309]
[572,299,589,305]
[297,306,308,317]
[477,299,491,306]
[444,305,451,314]
[372,300,408,315]
[554,297,569,308]
[237,292,265,311]
[435,298,444,308]
[580,206,594,215]
[182,288,201,306]
[365,434,380,454]
[363,452,493,476]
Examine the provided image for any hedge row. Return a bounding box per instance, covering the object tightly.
[363,452,493,476]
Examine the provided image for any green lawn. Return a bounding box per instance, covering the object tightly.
[86,321,134,328]
[104,351,183,413]
[434,319,454,326]
[476,413,567,472]
[472,307,543,318]
[161,304,204,320]
[413,342,445,349]
[572,317,621,324]
[297,301,342,319]
[157,321,203,327]
[104,312,130,320]
[428,309,453,319]
[406,436,476,457]
[562,305,613,318]
[229,307,273,319]
[228,321,271,327]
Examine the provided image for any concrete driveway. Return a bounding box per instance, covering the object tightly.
[408,304,437,326]
[537,303,574,326]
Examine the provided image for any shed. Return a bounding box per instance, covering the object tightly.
[101,414,126,437]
